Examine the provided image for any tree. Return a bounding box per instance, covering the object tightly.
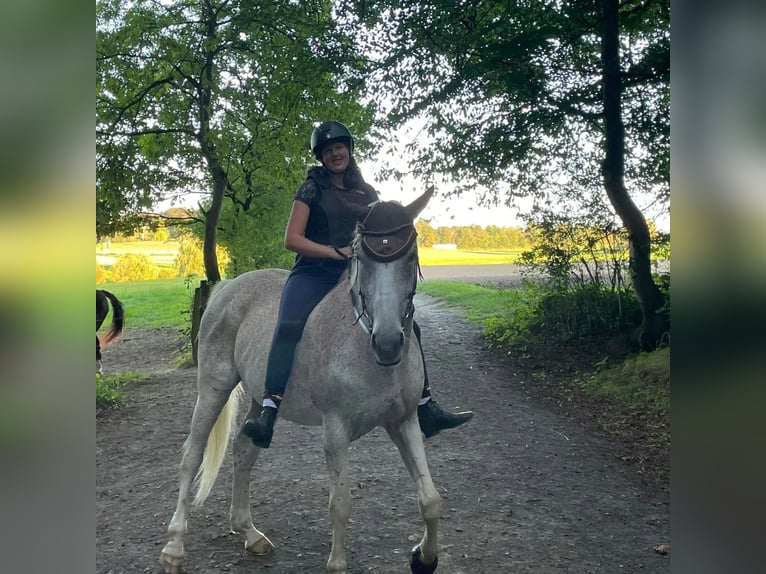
[415,219,437,247]
[98,0,372,281]
[341,0,669,348]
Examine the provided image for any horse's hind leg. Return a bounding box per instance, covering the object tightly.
[230,402,274,555]
[386,416,441,573]
[159,380,237,574]
[323,417,352,574]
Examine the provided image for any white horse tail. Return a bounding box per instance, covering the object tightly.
[192,384,244,506]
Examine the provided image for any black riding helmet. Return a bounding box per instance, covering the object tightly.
[310,121,354,159]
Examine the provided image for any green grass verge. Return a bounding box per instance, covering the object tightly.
[418,280,518,323]
[582,348,670,417]
[98,277,194,330]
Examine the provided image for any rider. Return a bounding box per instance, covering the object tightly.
[242,121,473,448]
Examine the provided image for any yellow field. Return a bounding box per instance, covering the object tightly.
[96,240,522,267]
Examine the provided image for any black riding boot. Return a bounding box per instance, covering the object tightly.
[417,399,474,438]
[242,407,278,448]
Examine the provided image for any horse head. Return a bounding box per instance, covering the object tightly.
[349,188,433,366]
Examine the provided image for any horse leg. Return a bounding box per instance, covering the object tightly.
[229,402,274,555]
[159,384,235,574]
[385,415,441,573]
[323,417,352,574]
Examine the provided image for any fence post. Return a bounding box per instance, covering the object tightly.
[190,279,212,365]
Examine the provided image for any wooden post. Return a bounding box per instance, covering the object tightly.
[190,279,212,365]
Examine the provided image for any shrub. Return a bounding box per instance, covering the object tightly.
[483,281,660,355]
[174,234,230,278]
[110,253,159,282]
[96,373,147,409]
[96,262,108,284]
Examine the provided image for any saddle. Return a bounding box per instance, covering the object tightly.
[357,201,417,262]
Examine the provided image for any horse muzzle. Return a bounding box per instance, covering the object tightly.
[370,329,405,366]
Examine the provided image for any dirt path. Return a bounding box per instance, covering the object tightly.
[96,294,669,574]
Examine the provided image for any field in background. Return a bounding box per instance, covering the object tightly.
[97,240,181,266]
[96,240,523,267]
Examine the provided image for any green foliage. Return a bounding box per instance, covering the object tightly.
[109,253,159,282]
[96,262,108,284]
[174,233,230,278]
[97,372,147,409]
[343,0,669,209]
[97,0,374,261]
[208,194,295,275]
[520,211,631,290]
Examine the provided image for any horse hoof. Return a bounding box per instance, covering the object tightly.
[246,534,275,555]
[410,545,438,574]
[158,553,183,574]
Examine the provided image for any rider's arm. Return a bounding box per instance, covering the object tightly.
[284,200,349,260]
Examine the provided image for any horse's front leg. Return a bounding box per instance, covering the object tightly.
[323,416,352,574]
[385,414,442,573]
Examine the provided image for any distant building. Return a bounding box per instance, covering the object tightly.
[432,243,458,250]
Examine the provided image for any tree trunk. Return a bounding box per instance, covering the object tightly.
[203,166,225,283]
[601,0,668,350]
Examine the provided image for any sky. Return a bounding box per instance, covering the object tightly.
[356,162,527,229]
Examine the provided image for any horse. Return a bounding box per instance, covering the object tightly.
[96,289,124,373]
[159,189,441,574]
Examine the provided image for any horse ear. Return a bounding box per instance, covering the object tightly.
[404,186,434,221]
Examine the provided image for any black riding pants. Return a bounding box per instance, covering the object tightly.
[263,259,430,399]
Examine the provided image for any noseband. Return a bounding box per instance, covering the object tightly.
[348,202,419,335]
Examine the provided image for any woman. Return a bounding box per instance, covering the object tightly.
[243,121,473,448]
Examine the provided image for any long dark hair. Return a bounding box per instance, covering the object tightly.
[341,156,366,190]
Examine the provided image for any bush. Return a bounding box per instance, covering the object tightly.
[96,262,109,284]
[96,372,147,409]
[174,234,230,278]
[483,279,670,354]
[110,253,159,282]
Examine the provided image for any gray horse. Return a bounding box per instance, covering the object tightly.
[160,190,441,574]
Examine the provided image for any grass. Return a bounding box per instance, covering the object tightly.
[418,280,523,324]
[418,247,523,265]
[581,348,670,417]
[97,372,148,409]
[98,277,194,330]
